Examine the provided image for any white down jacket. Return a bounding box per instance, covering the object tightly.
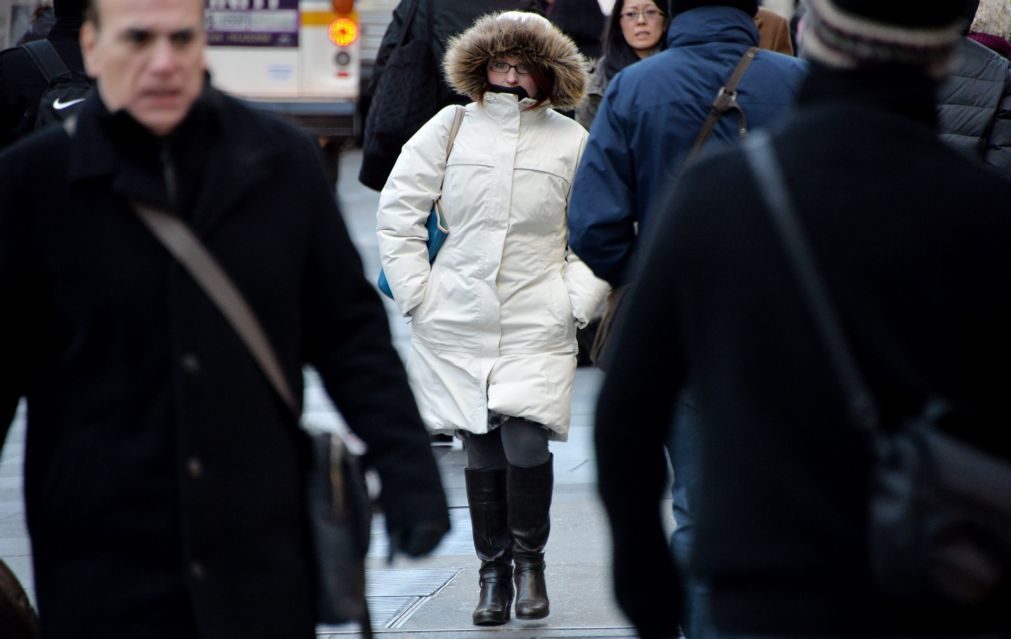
[377,96,608,440]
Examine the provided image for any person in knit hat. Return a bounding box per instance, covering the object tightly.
[596,0,1011,636]
[0,0,87,147]
[938,0,1011,175]
[377,11,608,627]
[569,0,805,636]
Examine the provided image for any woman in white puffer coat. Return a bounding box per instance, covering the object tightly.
[376,10,607,628]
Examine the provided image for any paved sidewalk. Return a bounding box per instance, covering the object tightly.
[307,368,639,639]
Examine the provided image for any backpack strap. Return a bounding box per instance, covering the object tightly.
[22,40,71,83]
[691,47,759,156]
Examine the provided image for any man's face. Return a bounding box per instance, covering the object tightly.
[81,0,206,136]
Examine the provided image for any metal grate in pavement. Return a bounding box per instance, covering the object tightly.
[366,567,460,599]
[318,568,462,635]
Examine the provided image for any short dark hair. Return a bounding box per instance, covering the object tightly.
[53,0,86,19]
[84,0,99,26]
[601,0,669,83]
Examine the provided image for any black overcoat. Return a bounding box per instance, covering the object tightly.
[0,87,448,638]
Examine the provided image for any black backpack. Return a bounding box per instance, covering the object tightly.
[21,39,93,131]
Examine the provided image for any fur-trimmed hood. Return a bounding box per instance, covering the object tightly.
[443,11,588,110]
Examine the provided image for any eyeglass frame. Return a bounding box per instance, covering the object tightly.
[618,8,664,22]
[487,60,533,76]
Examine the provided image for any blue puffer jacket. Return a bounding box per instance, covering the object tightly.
[568,6,806,285]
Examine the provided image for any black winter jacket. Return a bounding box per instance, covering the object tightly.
[596,66,1011,638]
[0,87,448,639]
[0,17,84,149]
[938,38,1011,176]
[368,0,540,105]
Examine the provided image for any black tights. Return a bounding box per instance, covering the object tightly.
[464,417,550,470]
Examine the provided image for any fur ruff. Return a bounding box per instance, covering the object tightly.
[443,11,588,110]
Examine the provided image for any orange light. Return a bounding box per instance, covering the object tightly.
[331,0,353,12]
[328,18,359,47]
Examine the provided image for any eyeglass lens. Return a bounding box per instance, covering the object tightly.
[620,8,662,21]
[489,61,531,75]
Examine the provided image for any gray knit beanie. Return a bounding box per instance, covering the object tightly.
[802,0,966,76]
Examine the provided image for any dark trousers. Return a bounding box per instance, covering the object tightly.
[464,417,551,470]
[668,392,719,639]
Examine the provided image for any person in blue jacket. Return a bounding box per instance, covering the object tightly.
[569,0,805,286]
[568,2,805,637]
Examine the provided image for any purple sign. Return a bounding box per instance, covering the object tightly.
[205,0,300,48]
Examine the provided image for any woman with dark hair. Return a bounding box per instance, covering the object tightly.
[576,0,669,128]
[377,11,608,628]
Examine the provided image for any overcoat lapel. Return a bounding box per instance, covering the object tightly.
[188,89,286,235]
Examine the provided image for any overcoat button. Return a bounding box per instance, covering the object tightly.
[190,561,206,580]
[186,457,203,479]
[180,353,200,374]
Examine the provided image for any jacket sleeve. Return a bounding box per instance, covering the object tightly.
[376,105,461,316]
[563,251,610,327]
[575,93,601,131]
[984,67,1011,176]
[575,63,605,130]
[756,9,794,56]
[367,0,410,96]
[563,133,610,326]
[568,75,639,287]
[301,134,449,539]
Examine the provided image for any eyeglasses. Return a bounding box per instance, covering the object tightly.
[619,8,664,22]
[488,60,532,75]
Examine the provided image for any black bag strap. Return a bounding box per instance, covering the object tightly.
[22,39,71,83]
[129,201,299,418]
[131,202,374,637]
[742,131,881,432]
[691,47,759,156]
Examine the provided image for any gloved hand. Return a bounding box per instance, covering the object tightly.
[387,519,450,562]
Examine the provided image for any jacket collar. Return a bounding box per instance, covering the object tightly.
[667,5,759,50]
[797,63,939,132]
[68,84,284,233]
[482,92,547,122]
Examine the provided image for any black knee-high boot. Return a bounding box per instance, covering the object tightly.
[465,468,513,625]
[508,456,553,620]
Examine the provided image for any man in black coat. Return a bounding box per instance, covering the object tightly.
[358,0,540,189]
[596,0,1011,637]
[0,0,449,637]
[0,0,86,148]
